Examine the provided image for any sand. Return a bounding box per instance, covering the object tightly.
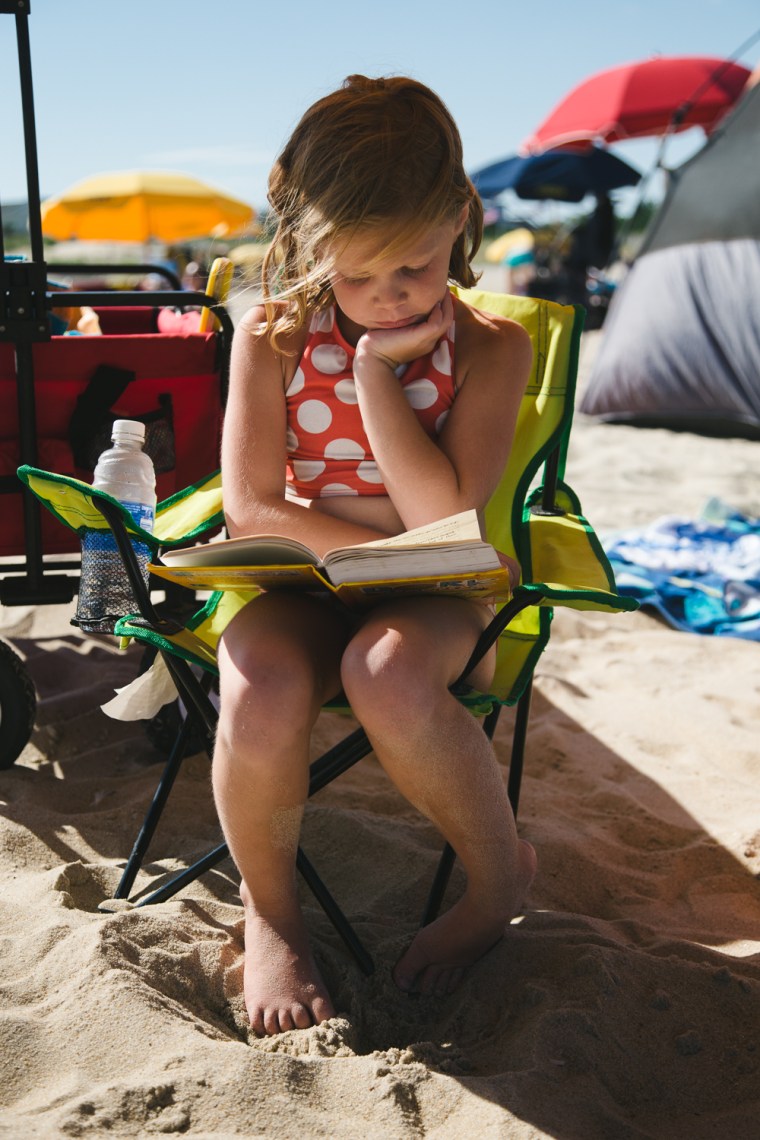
[1,329,759,1139]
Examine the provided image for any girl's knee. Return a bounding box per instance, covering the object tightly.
[218,640,323,749]
[223,639,303,701]
[220,595,346,705]
[340,623,436,721]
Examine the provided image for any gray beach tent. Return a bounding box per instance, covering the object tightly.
[580,79,760,438]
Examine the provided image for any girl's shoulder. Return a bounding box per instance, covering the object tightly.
[231,303,311,393]
[453,294,533,378]
[236,302,310,363]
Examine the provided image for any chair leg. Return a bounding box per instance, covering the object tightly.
[507,678,533,816]
[134,841,229,907]
[112,668,215,900]
[420,843,457,928]
[114,712,201,899]
[308,725,374,793]
[296,848,374,975]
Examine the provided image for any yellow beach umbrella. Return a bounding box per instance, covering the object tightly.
[40,170,255,243]
[485,227,535,265]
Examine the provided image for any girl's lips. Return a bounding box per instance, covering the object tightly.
[373,315,424,329]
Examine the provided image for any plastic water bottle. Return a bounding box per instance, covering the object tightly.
[75,420,157,634]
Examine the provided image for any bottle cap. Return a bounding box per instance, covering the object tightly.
[111,419,146,443]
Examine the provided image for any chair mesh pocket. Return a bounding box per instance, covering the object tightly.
[73,530,151,634]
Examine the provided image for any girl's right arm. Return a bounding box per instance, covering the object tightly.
[221,306,394,556]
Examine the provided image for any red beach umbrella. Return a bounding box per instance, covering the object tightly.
[522,56,751,153]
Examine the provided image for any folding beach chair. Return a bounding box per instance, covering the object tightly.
[19,289,638,975]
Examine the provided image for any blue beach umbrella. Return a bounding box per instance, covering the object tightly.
[471,147,641,202]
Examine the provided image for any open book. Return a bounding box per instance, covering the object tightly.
[150,509,512,606]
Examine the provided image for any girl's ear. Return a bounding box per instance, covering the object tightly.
[454,203,469,236]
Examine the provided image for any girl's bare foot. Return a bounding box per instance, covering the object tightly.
[392,839,537,996]
[241,887,335,1036]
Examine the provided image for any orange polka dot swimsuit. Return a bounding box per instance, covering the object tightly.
[286,303,457,498]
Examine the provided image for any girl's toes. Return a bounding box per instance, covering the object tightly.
[419,964,443,996]
[249,1009,266,1036]
[292,1002,315,1030]
[263,1007,284,1036]
[278,1009,296,1032]
[429,966,464,996]
[443,966,465,995]
[393,965,417,993]
[393,943,427,992]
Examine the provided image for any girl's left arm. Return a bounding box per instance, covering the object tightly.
[353,300,532,531]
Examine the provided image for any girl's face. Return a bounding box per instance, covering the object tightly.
[328,213,466,345]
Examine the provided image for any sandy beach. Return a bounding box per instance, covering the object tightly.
[1,326,759,1139]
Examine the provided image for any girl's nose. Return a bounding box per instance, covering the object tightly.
[373,275,408,307]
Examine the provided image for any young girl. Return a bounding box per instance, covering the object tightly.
[216,75,536,1037]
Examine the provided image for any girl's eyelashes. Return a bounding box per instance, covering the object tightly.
[339,264,430,287]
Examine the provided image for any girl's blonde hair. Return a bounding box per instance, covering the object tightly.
[262,74,482,347]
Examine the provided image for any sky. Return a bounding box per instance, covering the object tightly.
[2,0,759,225]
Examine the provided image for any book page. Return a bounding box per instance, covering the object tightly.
[325,542,501,585]
[349,509,484,551]
[321,509,499,584]
[159,534,320,569]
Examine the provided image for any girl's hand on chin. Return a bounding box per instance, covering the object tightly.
[356,291,453,370]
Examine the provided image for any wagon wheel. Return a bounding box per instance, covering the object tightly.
[0,638,37,769]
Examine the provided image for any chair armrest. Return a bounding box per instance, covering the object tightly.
[17,465,224,549]
[17,466,159,547]
[152,471,224,545]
